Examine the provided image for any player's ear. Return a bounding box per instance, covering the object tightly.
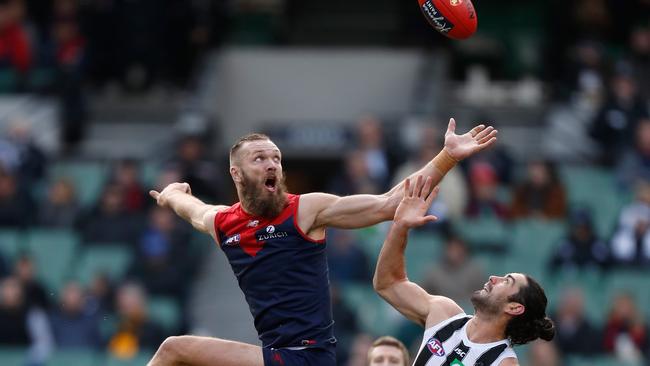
[505,302,525,317]
[230,166,242,183]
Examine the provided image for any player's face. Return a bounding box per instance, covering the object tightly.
[471,273,527,315]
[235,140,288,217]
[237,140,284,192]
[368,345,406,366]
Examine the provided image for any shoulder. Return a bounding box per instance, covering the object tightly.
[424,310,468,333]
[498,357,519,366]
[426,295,469,329]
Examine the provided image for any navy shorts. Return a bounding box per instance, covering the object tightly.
[263,346,336,366]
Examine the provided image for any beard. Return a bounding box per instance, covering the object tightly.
[240,171,288,218]
[470,289,502,316]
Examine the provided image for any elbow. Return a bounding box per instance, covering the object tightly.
[378,193,398,221]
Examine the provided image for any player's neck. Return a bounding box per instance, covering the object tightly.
[467,313,508,344]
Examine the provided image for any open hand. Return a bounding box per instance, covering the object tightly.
[149,182,192,208]
[444,118,498,161]
[394,176,439,228]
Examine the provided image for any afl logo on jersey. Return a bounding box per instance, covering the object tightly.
[426,337,445,357]
[223,234,241,246]
[266,225,275,234]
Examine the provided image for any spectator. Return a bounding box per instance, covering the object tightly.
[170,135,223,202]
[14,255,50,309]
[107,282,165,360]
[549,208,609,271]
[627,26,649,99]
[590,71,650,165]
[367,336,410,366]
[51,0,88,152]
[527,340,560,366]
[129,206,191,300]
[355,116,393,191]
[464,161,510,220]
[616,118,650,190]
[85,272,115,316]
[0,119,47,186]
[511,160,567,220]
[551,287,601,356]
[112,159,147,214]
[421,236,485,309]
[0,277,53,364]
[392,124,468,221]
[610,180,650,266]
[49,281,102,350]
[326,229,371,285]
[603,292,649,362]
[38,177,80,227]
[330,284,360,365]
[0,167,33,227]
[0,276,31,346]
[328,150,382,196]
[80,183,139,246]
[347,333,374,366]
[0,0,32,76]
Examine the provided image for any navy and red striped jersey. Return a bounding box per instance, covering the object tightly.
[214,194,336,348]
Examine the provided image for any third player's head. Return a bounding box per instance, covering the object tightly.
[367,336,410,366]
[471,273,555,345]
[230,133,288,218]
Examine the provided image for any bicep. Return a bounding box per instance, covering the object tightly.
[198,205,229,238]
[305,193,391,230]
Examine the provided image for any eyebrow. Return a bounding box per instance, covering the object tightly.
[506,275,516,286]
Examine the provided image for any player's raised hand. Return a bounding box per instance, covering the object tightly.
[149,182,192,208]
[394,175,439,228]
[443,118,498,161]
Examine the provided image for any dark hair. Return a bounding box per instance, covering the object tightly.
[368,336,410,366]
[505,275,555,345]
[229,133,271,163]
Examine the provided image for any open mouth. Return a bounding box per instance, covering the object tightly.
[264,177,277,192]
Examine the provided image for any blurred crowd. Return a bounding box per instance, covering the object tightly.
[0,125,228,364]
[0,0,648,365]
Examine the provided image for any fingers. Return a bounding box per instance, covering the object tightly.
[425,186,440,206]
[445,118,456,137]
[421,176,433,199]
[474,125,494,140]
[468,124,486,138]
[414,175,423,198]
[404,178,411,197]
[149,190,160,200]
[477,137,498,151]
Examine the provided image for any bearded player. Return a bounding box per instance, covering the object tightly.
[374,175,555,366]
[147,118,497,366]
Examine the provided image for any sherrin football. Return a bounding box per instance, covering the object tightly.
[418,0,477,40]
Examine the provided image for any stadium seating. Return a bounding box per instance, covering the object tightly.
[25,229,80,292]
[46,350,99,366]
[0,229,22,261]
[148,296,182,334]
[50,161,110,208]
[74,245,133,286]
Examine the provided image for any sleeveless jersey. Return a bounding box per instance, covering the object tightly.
[412,313,517,366]
[214,194,335,349]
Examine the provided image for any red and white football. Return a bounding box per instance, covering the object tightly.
[417,0,478,40]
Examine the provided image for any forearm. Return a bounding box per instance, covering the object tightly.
[166,192,213,232]
[373,222,410,291]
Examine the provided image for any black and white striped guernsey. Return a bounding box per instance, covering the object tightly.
[412,313,517,366]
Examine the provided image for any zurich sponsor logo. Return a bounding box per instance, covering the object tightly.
[426,337,445,357]
[266,225,275,234]
[223,233,241,246]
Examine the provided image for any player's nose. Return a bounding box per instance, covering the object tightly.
[488,276,500,284]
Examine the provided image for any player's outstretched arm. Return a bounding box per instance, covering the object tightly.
[302,118,497,231]
[149,182,229,239]
[373,176,463,328]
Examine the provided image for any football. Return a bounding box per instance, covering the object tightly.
[418,0,478,40]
